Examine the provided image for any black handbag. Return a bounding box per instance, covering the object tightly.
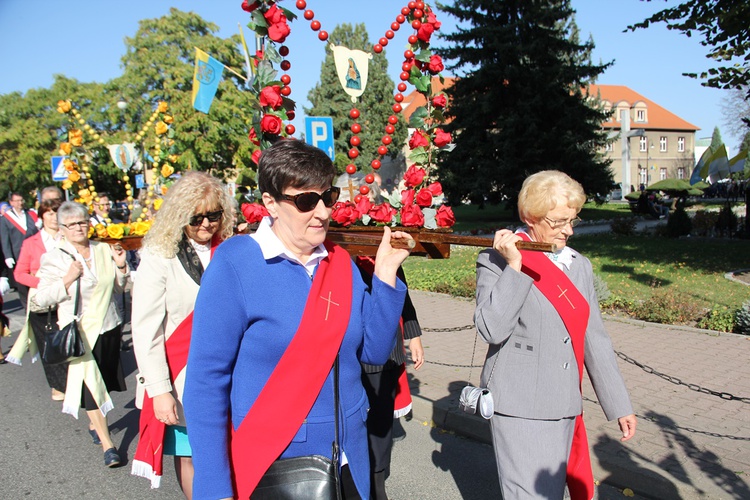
[251,357,343,500]
[41,277,85,365]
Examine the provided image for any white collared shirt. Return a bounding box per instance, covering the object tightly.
[189,238,212,270]
[40,229,61,252]
[251,216,328,278]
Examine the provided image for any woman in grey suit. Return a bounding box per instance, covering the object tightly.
[475,171,636,500]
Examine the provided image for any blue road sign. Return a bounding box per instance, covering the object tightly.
[51,156,69,181]
[304,117,335,161]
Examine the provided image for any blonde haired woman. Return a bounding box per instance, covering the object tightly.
[131,171,235,498]
[475,170,636,500]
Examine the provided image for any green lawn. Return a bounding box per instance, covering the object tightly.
[403,233,750,325]
[450,201,635,233]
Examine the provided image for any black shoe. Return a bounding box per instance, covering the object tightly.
[0,359,7,365]
[89,428,101,445]
[104,447,120,467]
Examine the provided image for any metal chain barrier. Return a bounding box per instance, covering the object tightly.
[421,325,482,368]
[582,396,750,441]
[421,325,475,333]
[616,351,750,404]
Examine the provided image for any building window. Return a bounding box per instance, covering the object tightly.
[660,136,667,152]
[678,136,685,152]
[660,168,667,180]
[677,167,685,179]
[639,136,647,152]
[639,168,647,186]
[636,109,646,122]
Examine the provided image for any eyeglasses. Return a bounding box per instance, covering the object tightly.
[97,203,111,208]
[543,216,582,229]
[279,187,340,213]
[188,209,224,226]
[60,220,90,229]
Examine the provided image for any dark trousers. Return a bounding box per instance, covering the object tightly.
[362,367,400,474]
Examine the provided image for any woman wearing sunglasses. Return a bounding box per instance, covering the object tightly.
[31,201,130,468]
[184,139,414,500]
[130,171,235,498]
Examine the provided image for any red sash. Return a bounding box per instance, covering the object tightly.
[517,233,594,500]
[231,240,353,499]
[132,236,221,487]
[3,210,36,235]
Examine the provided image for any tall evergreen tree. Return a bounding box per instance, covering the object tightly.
[437,0,614,209]
[306,23,406,174]
[709,126,724,152]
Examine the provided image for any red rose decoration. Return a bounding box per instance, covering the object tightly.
[263,5,290,43]
[417,22,435,43]
[431,94,447,109]
[403,165,427,188]
[401,188,415,206]
[331,201,360,227]
[427,54,444,74]
[259,85,283,110]
[408,129,429,150]
[368,203,396,224]
[400,203,425,227]
[241,202,269,223]
[426,11,442,30]
[436,205,456,228]
[241,0,260,13]
[254,49,264,68]
[433,128,452,148]
[251,149,262,165]
[248,128,260,145]
[427,182,443,196]
[355,196,372,216]
[260,114,282,135]
[416,188,434,208]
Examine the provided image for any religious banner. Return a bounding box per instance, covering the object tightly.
[330,44,372,102]
[108,143,137,171]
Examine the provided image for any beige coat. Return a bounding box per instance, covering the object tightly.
[131,249,201,423]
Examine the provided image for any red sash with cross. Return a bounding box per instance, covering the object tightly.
[230,240,353,499]
[518,233,595,500]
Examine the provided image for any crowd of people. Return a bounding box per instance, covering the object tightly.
[1,139,636,500]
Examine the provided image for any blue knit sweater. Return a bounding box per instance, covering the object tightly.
[183,235,406,499]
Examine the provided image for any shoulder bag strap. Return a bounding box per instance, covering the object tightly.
[333,355,342,500]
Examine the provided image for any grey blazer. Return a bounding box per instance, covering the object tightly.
[474,247,633,421]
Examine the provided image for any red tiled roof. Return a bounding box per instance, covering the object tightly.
[587,84,699,132]
[401,79,698,132]
[401,77,455,123]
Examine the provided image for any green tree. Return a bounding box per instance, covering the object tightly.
[437,0,613,209]
[0,76,113,202]
[0,9,258,203]
[627,0,750,96]
[115,8,257,180]
[305,23,406,174]
[709,126,724,153]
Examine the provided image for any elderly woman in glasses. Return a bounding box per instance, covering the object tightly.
[183,139,414,500]
[32,201,130,468]
[475,170,637,500]
[130,171,235,498]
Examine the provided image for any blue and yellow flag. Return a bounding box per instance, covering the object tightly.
[192,48,224,114]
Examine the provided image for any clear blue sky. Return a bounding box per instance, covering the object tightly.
[0,0,738,151]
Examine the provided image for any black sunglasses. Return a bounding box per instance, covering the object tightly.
[189,209,223,226]
[279,187,340,213]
